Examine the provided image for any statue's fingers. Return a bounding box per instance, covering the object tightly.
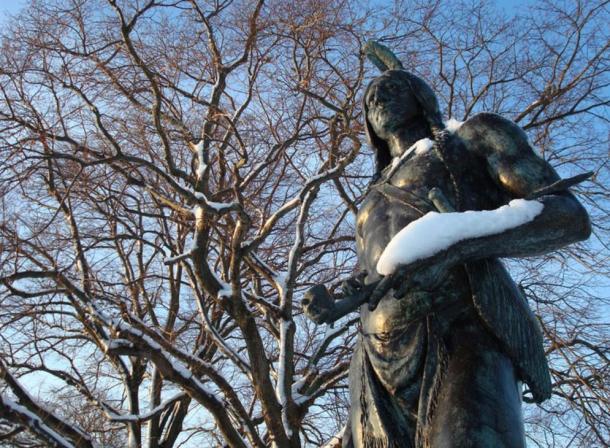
[368,276,392,311]
[342,278,360,296]
[393,279,412,299]
[393,265,431,298]
[317,310,330,325]
[368,293,383,311]
[356,271,368,282]
[341,281,352,296]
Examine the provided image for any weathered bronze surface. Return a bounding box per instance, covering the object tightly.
[302,43,591,447]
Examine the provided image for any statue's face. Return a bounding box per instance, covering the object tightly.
[365,71,422,152]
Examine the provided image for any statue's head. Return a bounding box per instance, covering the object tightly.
[363,42,444,175]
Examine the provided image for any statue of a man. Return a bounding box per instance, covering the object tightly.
[303,43,591,448]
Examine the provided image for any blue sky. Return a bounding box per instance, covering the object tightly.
[496,0,532,12]
[0,0,27,16]
[1,0,532,21]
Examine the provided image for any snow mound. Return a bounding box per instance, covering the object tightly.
[444,118,464,133]
[376,199,543,275]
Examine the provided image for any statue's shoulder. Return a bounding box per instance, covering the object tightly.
[455,113,561,197]
[357,186,386,221]
[455,112,531,159]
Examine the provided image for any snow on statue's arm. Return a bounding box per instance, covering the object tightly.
[376,199,544,276]
[367,114,591,310]
[369,191,589,310]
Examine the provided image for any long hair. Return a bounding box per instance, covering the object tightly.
[363,70,444,175]
[363,70,463,209]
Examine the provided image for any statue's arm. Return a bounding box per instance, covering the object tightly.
[371,115,592,306]
[451,113,591,261]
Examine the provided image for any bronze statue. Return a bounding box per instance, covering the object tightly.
[302,42,591,447]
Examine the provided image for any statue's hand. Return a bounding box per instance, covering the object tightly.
[303,273,377,324]
[368,254,452,311]
[302,285,335,324]
[392,257,450,299]
[341,271,368,296]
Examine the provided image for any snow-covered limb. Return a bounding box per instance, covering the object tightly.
[245,289,282,318]
[103,305,258,446]
[103,338,134,354]
[239,254,284,318]
[110,308,252,379]
[163,249,194,266]
[274,187,321,439]
[271,146,362,440]
[276,319,295,438]
[0,361,92,448]
[190,282,252,374]
[0,269,59,285]
[322,426,346,448]
[514,98,543,123]
[108,316,256,448]
[244,251,284,289]
[0,394,77,448]
[190,139,207,179]
[377,199,544,275]
[107,393,188,423]
[193,192,241,214]
[86,294,249,390]
[281,182,324,299]
[20,360,123,424]
[0,423,24,442]
[217,283,233,299]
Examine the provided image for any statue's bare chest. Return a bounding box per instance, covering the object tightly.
[356,144,508,278]
[356,150,454,276]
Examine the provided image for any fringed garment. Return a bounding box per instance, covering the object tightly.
[345,131,550,447]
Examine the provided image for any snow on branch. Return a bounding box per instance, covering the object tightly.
[108,318,250,448]
[193,193,241,214]
[0,361,92,448]
[190,139,207,179]
[321,426,345,448]
[191,285,251,374]
[107,393,188,423]
[267,141,362,439]
[163,250,194,266]
[91,294,260,446]
[276,319,295,438]
[0,394,78,448]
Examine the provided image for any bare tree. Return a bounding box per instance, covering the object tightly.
[0,0,607,447]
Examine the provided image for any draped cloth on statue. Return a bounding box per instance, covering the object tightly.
[341,104,553,447]
[342,258,548,448]
[343,318,446,448]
